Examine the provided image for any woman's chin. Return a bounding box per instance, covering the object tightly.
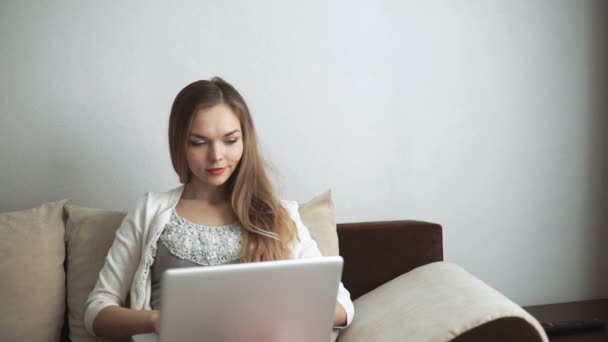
[205,176,230,187]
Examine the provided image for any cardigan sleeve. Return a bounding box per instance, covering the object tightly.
[83,193,149,336]
[282,200,355,329]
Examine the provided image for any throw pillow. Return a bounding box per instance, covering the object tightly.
[298,190,339,256]
[64,205,129,342]
[0,199,70,342]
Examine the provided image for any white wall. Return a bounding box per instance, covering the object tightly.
[1,0,606,306]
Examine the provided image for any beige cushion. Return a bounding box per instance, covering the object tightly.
[338,261,548,342]
[298,190,339,256]
[64,205,129,342]
[0,199,70,342]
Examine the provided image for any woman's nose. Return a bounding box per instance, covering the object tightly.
[208,142,224,161]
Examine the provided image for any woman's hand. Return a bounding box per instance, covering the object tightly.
[334,303,347,327]
[93,306,161,337]
[149,310,161,333]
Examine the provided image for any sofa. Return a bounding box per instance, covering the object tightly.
[1,191,548,342]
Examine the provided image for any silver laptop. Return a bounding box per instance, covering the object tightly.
[133,256,343,342]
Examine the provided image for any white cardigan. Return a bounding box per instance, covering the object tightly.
[84,185,354,336]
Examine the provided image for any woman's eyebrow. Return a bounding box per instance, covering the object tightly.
[190,130,241,139]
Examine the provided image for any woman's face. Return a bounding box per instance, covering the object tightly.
[186,103,244,189]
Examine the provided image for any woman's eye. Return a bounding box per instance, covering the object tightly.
[190,139,238,146]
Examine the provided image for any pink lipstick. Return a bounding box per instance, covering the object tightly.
[207,168,226,176]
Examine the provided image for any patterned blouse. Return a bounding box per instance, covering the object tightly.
[150,208,241,309]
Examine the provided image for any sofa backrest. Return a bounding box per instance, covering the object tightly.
[337,220,443,300]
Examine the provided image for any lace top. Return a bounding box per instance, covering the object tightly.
[150,208,242,309]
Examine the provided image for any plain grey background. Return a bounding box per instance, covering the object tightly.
[1,0,606,307]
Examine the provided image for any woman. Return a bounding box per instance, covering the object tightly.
[84,77,354,339]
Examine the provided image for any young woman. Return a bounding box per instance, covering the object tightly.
[84,77,354,339]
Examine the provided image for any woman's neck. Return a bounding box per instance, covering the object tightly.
[182,181,230,205]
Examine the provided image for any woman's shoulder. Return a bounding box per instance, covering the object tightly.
[279,199,306,231]
[280,199,299,211]
[130,185,184,212]
[280,199,304,223]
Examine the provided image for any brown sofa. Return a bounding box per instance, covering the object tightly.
[2,197,548,342]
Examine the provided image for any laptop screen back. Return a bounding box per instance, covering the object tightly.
[158,256,343,342]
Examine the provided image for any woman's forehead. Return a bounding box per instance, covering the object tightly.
[190,104,241,137]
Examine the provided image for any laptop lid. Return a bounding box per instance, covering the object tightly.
[158,256,344,342]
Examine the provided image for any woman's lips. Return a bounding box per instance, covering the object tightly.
[207,168,226,176]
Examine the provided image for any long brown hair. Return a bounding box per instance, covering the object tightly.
[168,77,298,262]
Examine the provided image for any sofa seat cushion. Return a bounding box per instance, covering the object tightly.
[0,199,69,342]
[338,261,548,342]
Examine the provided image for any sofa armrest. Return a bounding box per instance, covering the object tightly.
[337,220,442,299]
[337,262,548,342]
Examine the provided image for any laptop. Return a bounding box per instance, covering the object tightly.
[132,256,343,342]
